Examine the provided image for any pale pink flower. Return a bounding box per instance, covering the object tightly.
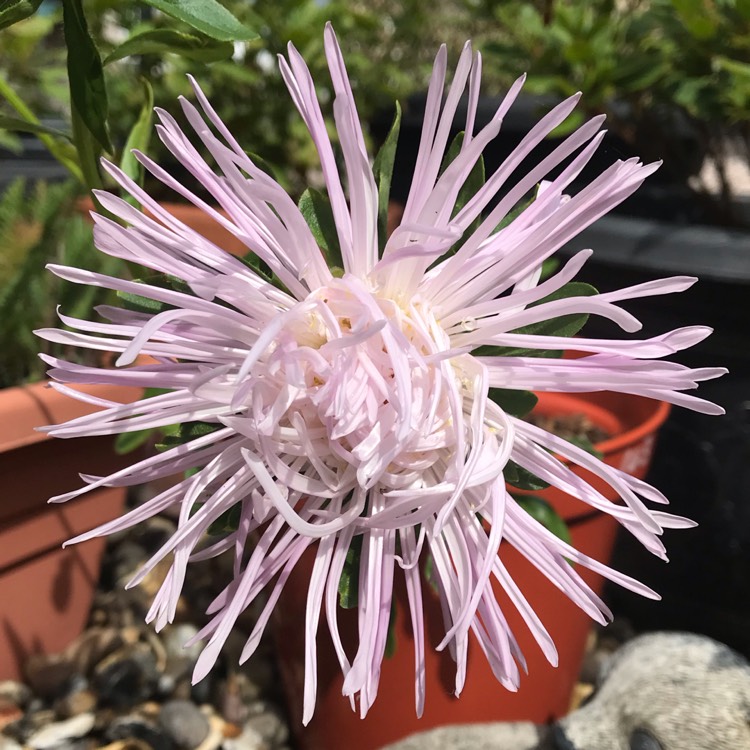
[38,25,724,722]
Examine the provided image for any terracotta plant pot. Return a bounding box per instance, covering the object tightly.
[0,380,141,680]
[274,391,670,750]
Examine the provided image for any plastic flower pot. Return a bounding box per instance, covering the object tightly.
[274,391,670,750]
[0,380,141,680]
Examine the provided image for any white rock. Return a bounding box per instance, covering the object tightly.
[27,712,96,749]
[381,722,547,750]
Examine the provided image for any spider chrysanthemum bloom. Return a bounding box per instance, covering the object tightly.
[38,25,724,722]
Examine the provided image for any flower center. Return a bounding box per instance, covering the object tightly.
[253,275,463,493]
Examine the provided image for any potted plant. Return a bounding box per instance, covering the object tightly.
[25,18,725,750]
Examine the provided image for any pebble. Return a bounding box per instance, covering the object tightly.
[158,700,210,749]
[0,681,32,707]
[93,644,159,709]
[15,516,291,750]
[244,712,288,747]
[222,724,268,750]
[26,713,96,750]
[105,715,174,750]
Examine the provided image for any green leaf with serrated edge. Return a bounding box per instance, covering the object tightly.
[208,503,241,535]
[338,534,363,609]
[140,0,257,42]
[472,281,598,359]
[0,115,71,141]
[62,0,111,153]
[114,429,153,455]
[0,0,42,31]
[515,495,571,545]
[372,101,400,255]
[504,460,550,491]
[104,29,233,65]
[298,187,342,269]
[120,79,154,188]
[488,388,538,418]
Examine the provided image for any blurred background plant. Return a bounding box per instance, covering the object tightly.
[471,0,750,224]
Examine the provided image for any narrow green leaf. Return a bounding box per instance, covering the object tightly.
[245,151,281,182]
[117,290,173,315]
[114,429,153,455]
[298,187,342,269]
[0,0,42,31]
[338,534,363,609]
[488,388,538,418]
[155,420,222,450]
[372,101,401,255]
[62,0,111,153]
[515,495,571,544]
[104,29,233,65]
[120,79,154,187]
[140,0,257,42]
[0,115,71,141]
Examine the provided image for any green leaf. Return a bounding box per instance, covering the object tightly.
[338,534,363,609]
[371,101,401,255]
[117,274,192,314]
[298,187,343,269]
[62,0,112,153]
[245,151,281,182]
[114,429,153,455]
[207,503,241,535]
[140,0,257,42]
[515,495,571,544]
[423,552,439,593]
[104,29,234,65]
[120,79,154,188]
[155,420,222,450]
[488,388,538,418]
[473,281,598,359]
[117,290,173,315]
[0,115,71,141]
[0,0,42,31]
[504,461,550,491]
